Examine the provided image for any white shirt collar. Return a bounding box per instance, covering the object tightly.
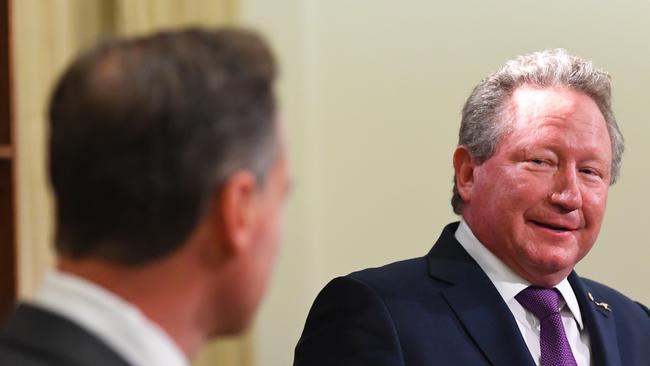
[33,269,189,366]
[455,219,584,330]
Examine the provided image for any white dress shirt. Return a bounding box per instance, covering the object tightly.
[455,220,591,366]
[32,270,189,366]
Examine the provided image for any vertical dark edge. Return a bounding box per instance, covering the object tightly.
[0,0,16,322]
[0,0,8,144]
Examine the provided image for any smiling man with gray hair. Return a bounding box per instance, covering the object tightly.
[295,49,649,366]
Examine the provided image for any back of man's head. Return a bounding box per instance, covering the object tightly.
[49,28,277,265]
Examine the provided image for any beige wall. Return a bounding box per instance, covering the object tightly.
[242,1,650,365]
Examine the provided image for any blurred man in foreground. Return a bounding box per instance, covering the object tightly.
[295,49,649,365]
[0,28,290,366]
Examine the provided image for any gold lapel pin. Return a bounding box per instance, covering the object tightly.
[587,292,611,312]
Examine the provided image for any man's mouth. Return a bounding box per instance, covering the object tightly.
[529,220,577,233]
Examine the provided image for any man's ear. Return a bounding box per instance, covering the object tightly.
[453,146,475,203]
[219,171,259,254]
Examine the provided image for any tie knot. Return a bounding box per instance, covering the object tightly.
[515,287,562,320]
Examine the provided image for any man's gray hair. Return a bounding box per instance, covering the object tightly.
[452,48,624,215]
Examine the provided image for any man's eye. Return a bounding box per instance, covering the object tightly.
[530,159,546,165]
[580,168,599,176]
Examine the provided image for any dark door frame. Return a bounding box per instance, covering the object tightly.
[0,0,16,322]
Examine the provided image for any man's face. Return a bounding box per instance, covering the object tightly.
[232,124,292,331]
[460,86,612,286]
[249,139,291,298]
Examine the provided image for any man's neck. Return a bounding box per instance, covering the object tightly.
[57,256,209,357]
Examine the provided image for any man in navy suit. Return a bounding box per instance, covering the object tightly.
[0,28,291,366]
[294,49,649,365]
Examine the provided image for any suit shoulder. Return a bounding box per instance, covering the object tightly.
[349,256,426,283]
[295,274,406,366]
[304,256,431,332]
[346,256,437,297]
[0,336,62,366]
[1,303,132,366]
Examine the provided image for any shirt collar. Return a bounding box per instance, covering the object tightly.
[455,219,584,330]
[33,269,189,366]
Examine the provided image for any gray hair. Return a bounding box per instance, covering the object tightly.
[452,48,624,214]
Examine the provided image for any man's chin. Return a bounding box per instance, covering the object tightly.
[523,256,578,286]
[208,311,256,339]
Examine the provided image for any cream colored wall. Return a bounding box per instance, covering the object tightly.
[242,1,650,365]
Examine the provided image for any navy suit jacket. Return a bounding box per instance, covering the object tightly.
[294,222,650,365]
[0,304,132,366]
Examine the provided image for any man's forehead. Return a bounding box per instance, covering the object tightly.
[504,86,604,129]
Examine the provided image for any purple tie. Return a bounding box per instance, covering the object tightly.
[515,287,578,366]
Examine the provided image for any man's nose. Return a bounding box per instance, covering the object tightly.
[549,168,582,211]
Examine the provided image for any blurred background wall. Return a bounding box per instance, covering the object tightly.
[11,1,650,366]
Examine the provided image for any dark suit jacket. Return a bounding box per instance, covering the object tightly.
[0,304,132,366]
[294,222,650,366]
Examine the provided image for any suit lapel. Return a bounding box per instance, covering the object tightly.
[2,304,132,366]
[427,223,536,366]
[568,273,622,366]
